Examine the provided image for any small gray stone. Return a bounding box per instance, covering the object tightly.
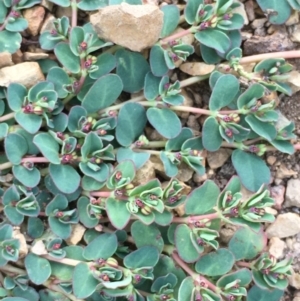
[285,179,300,207]
[266,213,300,238]
[207,149,232,169]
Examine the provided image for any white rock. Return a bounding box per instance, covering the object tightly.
[266,213,300,238]
[0,62,45,88]
[12,228,28,258]
[289,269,300,289]
[90,3,164,52]
[207,149,232,169]
[268,237,286,258]
[0,52,13,68]
[66,223,86,245]
[286,179,300,207]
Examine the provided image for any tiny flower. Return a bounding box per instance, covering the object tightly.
[222,115,232,122]
[80,41,88,51]
[57,132,65,140]
[10,10,20,18]
[55,211,64,218]
[134,274,142,283]
[164,83,171,90]
[225,128,233,138]
[23,104,34,114]
[115,171,122,181]
[97,129,107,136]
[50,29,58,36]
[53,243,61,250]
[223,14,231,20]
[135,199,144,208]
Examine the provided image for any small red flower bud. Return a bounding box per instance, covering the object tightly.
[55,211,64,218]
[57,132,65,140]
[115,171,122,181]
[197,238,205,246]
[101,274,109,282]
[134,274,142,283]
[175,152,182,160]
[23,104,34,114]
[222,115,232,122]
[168,196,178,204]
[230,207,239,217]
[10,11,20,18]
[149,194,158,200]
[249,145,259,153]
[164,83,171,90]
[61,154,73,164]
[223,14,231,20]
[80,41,87,50]
[225,128,233,138]
[135,199,144,208]
[97,129,107,136]
[53,243,61,250]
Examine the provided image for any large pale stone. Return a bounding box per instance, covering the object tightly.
[207,149,232,169]
[285,179,300,207]
[0,62,45,88]
[0,52,13,68]
[266,213,300,238]
[90,3,164,52]
[23,6,46,36]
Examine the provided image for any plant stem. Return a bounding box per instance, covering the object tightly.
[0,264,27,275]
[172,252,218,292]
[133,149,161,155]
[236,261,253,268]
[173,212,221,224]
[44,280,83,301]
[71,0,78,28]
[89,191,112,198]
[97,76,209,116]
[62,93,75,105]
[240,50,300,64]
[0,156,50,170]
[42,254,81,266]
[160,28,194,44]
[0,112,15,122]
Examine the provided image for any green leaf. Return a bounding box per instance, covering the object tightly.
[117,148,149,169]
[245,115,277,141]
[116,103,147,147]
[232,150,270,192]
[228,226,266,260]
[131,221,164,253]
[147,108,181,139]
[175,224,200,263]
[83,233,118,260]
[247,285,284,301]
[77,0,108,10]
[73,263,98,298]
[195,248,235,276]
[5,18,28,32]
[116,49,150,93]
[124,246,159,269]
[149,46,169,77]
[217,268,252,288]
[90,53,116,79]
[4,133,28,165]
[256,0,291,24]
[178,277,194,301]
[166,127,193,151]
[195,29,230,53]
[25,254,51,285]
[209,75,240,111]
[82,74,123,113]
[54,43,80,73]
[160,152,178,177]
[185,180,220,215]
[160,5,180,38]
[27,217,44,238]
[49,164,80,194]
[12,165,40,188]
[184,0,203,24]
[33,133,60,164]
[106,197,131,229]
[46,67,71,98]
[15,111,42,134]
[269,139,295,155]
[202,116,222,151]
[237,83,265,109]
[0,31,22,53]
[7,83,27,112]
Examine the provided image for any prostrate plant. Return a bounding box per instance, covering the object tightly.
[0,0,41,53]
[0,0,298,300]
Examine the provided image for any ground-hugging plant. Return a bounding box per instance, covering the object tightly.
[0,0,299,300]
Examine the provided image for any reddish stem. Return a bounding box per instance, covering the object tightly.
[172,252,218,292]
[71,0,78,28]
[160,28,193,44]
[236,261,253,268]
[0,112,15,122]
[240,50,300,64]
[89,191,112,198]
